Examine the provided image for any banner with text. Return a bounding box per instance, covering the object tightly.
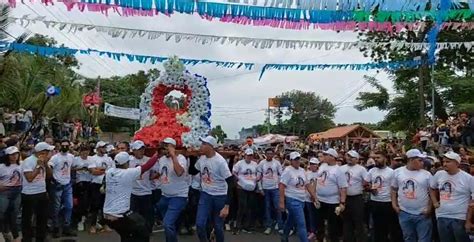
[104,103,140,120]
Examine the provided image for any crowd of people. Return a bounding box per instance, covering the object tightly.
[0,128,473,242]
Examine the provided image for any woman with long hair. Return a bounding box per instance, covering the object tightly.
[0,146,22,242]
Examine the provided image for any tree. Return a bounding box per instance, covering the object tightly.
[272,90,336,137]
[211,125,227,143]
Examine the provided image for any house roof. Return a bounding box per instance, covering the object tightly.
[308,125,380,140]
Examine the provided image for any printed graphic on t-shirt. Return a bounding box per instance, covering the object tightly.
[61,162,70,176]
[201,167,212,184]
[372,176,383,191]
[101,162,108,169]
[402,179,416,199]
[345,171,352,186]
[160,166,169,184]
[440,181,454,200]
[244,168,255,180]
[296,176,305,190]
[33,167,44,182]
[318,171,328,186]
[264,167,274,179]
[9,170,21,186]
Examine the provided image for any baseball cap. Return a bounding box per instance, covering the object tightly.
[289,151,301,160]
[5,146,19,155]
[323,148,338,158]
[309,157,320,165]
[162,138,177,146]
[34,142,55,152]
[244,148,254,155]
[131,140,146,150]
[406,149,426,159]
[106,145,115,153]
[200,136,218,148]
[115,151,130,165]
[95,141,107,149]
[347,150,360,159]
[443,151,461,163]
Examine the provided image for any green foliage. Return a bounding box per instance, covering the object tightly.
[211,125,227,143]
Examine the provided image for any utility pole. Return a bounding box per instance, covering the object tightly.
[418,53,427,127]
[431,65,436,127]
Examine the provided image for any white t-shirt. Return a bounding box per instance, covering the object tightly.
[150,161,162,190]
[157,155,189,198]
[21,155,46,195]
[430,170,474,220]
[365,166,394,202]
[256,159,282,190]
[316,164,348,204]
[0,164,22,187]
[88,154,115,184]
[391,166,432,215]
[191,174,201,190]
[280,166,307,202]
[233,159,258,191]
[129,156,152,196]
[72,156,92,183]
[195,153,232,196]
[50,153,74,185]
[305,170,318,202]
[103,167,141,217]
[340,164,368,196]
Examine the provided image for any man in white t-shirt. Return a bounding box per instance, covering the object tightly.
[129,140,154,236]
[233,148,258,233]
[87,141,115,233]
[391,149,433,242]
[103,151,158,242]
[71,145,92,231]
[49,139,76,238]
[21,142,54,242]
[156,138,189,242]
[430,151,473,242]
[315,148,347,242]
[195,136,233,242]
[256,148,283,235]
[340,150,367,242]
[365,150,402,242]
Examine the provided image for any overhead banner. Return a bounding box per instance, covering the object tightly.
[104,103,140,120]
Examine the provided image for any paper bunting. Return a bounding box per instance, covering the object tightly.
[12,16,474,51]
[0,41,421,79]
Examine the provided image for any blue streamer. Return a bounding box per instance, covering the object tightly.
[427,0,451,64]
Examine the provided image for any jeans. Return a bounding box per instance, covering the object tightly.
[370,201,403,242]
[0,187,21,239]
[264,188,283,230]
[398,210,432,242]
[52,182,73,228]
[437,217,470,242]
[304,202,317,234]
[342,195,367,242]
[106,212,149,242]
[281,197,308,242]
[196,192,227,242]
[22,192,49,242]
[316,202,342,242]
[236,189,256,230]
[131,194,154,234]
[159,196,187,242]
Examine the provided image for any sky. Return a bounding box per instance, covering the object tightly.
[7,1,393,138]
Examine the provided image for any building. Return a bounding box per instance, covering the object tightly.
[308,124,380,150]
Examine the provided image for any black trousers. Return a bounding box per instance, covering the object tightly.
[235,189,256,230]
[180,188,201,231]
[88,183,103,227]
[342,195,367,242]
[316,202,342,242]
[72,181,90,227]
[21,192,49,242]
[130,194,154,234]
[370,201,403,242]
[152,189,162,222]
[106,212,149,242]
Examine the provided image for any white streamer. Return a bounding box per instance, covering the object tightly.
[11,15,474,51]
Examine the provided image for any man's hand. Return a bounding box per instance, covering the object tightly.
[433,201,440,209]
[465,221,473,233]
[219,205,229,219]
[422,207,431,217]
[335,204,345,216]
[279,200,285,212]
[392,204,401,214]
[168,145,176,157]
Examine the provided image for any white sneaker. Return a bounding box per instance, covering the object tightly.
[278,229,284,235]
[289,230,295,236]
[264,228,271,235]
[225,224,231,231]
[78,221,85,231]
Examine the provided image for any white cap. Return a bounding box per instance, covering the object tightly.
[200,136,218,148]
[131,140,146,150]
[406,149,426,159]
[162,138,177,146]
[309,157,320,164]
[347,150,360,159]
[323,148,338,158]
[34,142,55,152]
[289,151,301,160]
[114,151,130,165]
[106,145,115,153]
[443,151,461,163]
[5,146,19,155]
[244,148,254,155]
[96,141,107,149]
